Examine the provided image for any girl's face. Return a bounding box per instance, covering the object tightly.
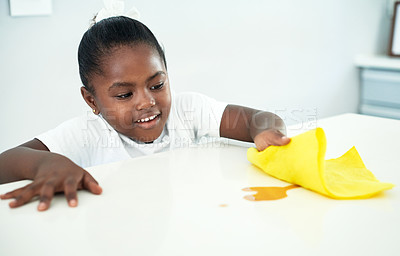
[83,44,171,142]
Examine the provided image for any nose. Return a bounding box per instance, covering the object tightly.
[136,90,156,110]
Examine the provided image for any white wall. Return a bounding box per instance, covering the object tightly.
[0,0,390,152]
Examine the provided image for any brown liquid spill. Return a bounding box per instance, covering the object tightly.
[242,184,300,201]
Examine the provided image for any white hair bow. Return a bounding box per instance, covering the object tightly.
[95,0,140,23]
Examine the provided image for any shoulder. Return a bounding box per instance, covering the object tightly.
[49,113,109,134]
[35,112,122,168]
[36,112,111,149]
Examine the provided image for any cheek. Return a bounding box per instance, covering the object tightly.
[122,110,134,125]
[159,90,172,112]
[159,100,171,116]
[101,103,134,129]
[117,106,137,129]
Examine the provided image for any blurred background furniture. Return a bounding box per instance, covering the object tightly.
[355,54,400,120]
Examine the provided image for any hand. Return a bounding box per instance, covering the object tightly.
[253,129,291,151]
[0,154,102,211]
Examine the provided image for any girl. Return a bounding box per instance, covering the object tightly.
[0,15,289,211]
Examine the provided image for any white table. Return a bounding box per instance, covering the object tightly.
[0,113,399,256]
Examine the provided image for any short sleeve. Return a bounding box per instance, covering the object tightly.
[35,116,92,167]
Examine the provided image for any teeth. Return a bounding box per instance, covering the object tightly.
[137,114,157,123]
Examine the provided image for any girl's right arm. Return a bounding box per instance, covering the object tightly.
[0,139,102,211]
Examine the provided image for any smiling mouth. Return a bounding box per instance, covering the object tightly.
[135,114,159,123]
[134,114,161,129]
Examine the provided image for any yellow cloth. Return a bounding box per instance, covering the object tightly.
[247,128,394,199]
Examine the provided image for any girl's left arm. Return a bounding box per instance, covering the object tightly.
[220,105,290,151]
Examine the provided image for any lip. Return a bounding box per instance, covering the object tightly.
[134,114,161,129]
[135,112,160,122]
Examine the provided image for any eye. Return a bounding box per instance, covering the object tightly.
[150,82,164,90]
[115,92,133,99]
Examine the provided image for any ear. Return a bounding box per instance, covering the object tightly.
[81,86,99,115]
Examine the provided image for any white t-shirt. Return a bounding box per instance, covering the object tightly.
[36,92,228,168]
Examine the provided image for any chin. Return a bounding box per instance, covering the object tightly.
[133,128,164,143]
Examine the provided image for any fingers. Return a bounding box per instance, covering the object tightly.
[254,129,291,151]
[266,130,290,146]
[37,180,56,211]
[64,177,78,207]
[272,135,291,146]
[1,180,75,211]
[282,136,291,145]
[64,171,102,208]
[9,189,38,208]
[1,183,40,208]
[82,172,102,195]
[1,169,101,211]
[0,184,32,199]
